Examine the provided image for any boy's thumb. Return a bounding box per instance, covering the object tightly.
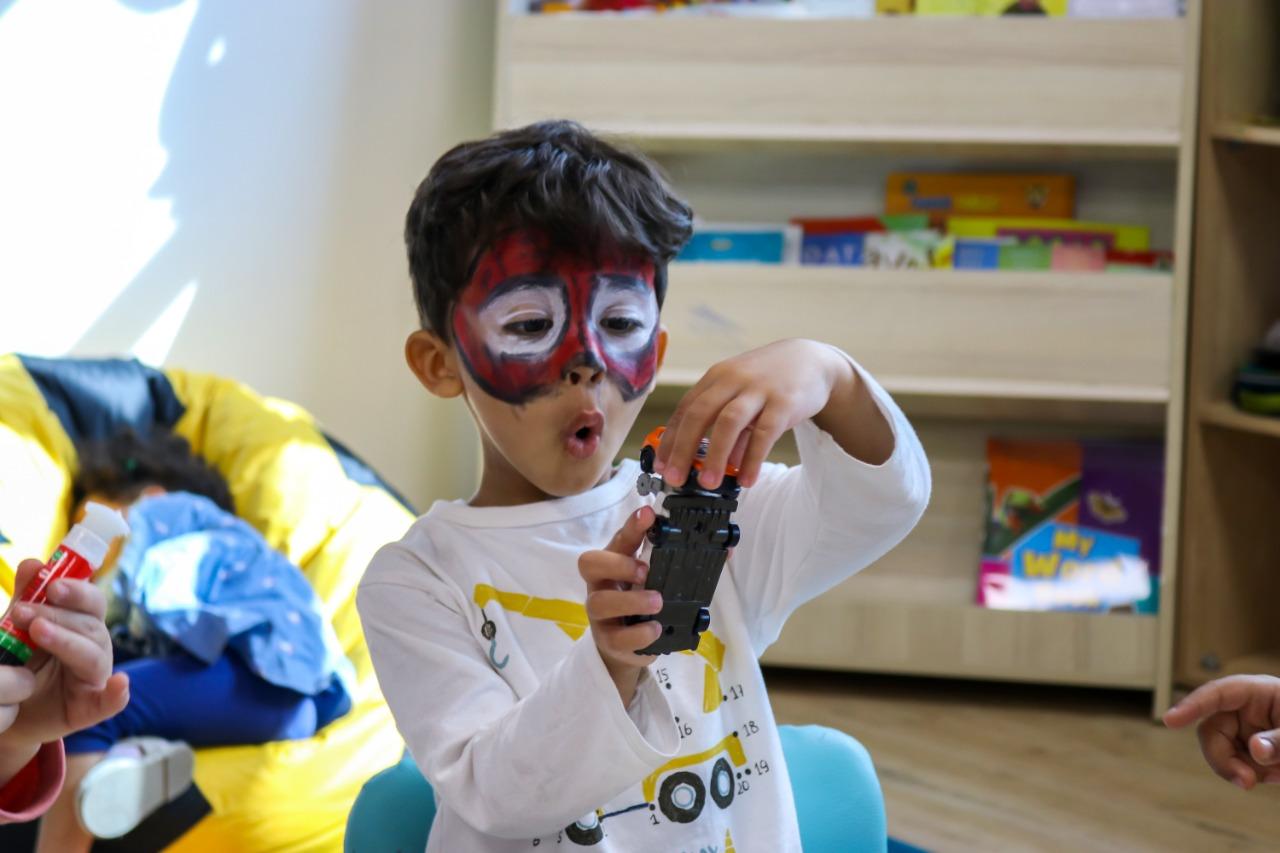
[606,506,655,557]
[1250,731,1280,765]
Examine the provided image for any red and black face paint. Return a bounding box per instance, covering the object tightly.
[451,231,660,405]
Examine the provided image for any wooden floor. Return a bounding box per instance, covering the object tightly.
[766,669,1280,852]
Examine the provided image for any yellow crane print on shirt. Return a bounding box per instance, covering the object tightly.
[474,583,728,714]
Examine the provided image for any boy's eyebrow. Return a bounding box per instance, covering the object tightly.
[478,273,566,308]
[594,272,649,291]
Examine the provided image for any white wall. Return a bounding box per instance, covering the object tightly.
[0,0,493,510]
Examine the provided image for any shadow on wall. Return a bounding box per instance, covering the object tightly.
[2,0,494,506]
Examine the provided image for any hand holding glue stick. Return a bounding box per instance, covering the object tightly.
[0,503,129,666]
[0,503,131,788]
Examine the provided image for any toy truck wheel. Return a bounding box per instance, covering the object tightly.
[564,812,604,845]
[709,758,735,809]
[658,771,706,823]
[725,523,741,549]
[647,516,670,546]
[640,445,656,474]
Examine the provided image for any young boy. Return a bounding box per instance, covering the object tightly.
[358,120,931,851]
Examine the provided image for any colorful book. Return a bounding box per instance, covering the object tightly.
[948,217,1150,252]
[978,438,1163,613]
[886,173,1075,226]
[677,223,801,264]
[917,0,1067,13]
[792,214,929,235]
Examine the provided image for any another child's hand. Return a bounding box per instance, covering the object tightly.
[579,507,662,700]
[1163,674,1280,790]
[0,559,129,750]
[655,339,852,489]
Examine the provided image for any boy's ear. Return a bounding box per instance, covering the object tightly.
[656,326,669,375]
[405,330,464,398]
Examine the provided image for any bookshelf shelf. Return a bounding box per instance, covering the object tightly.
[1212,121,1280,148]
[496,14,1186,153]
[659,264,1174,406]
[1200,401,1280,440]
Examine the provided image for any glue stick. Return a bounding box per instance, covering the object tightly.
[0,502,129,666]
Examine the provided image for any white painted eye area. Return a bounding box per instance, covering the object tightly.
[476,283,567,359]
[592,277,657,356]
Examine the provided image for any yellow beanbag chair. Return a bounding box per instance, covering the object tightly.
[0,354,410,851]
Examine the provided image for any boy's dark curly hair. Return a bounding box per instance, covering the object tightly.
[74,428,235,514]
[404,119,694,340]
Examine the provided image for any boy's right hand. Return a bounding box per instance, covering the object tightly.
[1164,674,1280,790]
[578,507,664,705]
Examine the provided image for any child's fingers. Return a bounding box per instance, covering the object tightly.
[599,620,662,657]
[1198,718,1256,789]
[1164,676,1258,728]
[738,405,788,489]
[603,507,656,558]
[587,589,662,622]
[1249,730,1280,766]
[0,666,37,705]
[69,672,130,729]
[699,394,764,490]
[12,559,44,598]
[46,578,108,621]
[662,382,739,487]
[579,551,647,592]
[9,602,108,650]
[28,616,111,690]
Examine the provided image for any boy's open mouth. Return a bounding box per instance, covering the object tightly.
[564,411,604,461]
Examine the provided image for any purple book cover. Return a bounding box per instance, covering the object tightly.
[1079,440,1164,613]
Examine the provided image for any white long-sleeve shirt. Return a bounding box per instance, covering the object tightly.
[358,363,930,853]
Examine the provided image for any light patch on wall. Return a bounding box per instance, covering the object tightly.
[207,36,226,66]
[131,280,198,367]
[0,0,198,355]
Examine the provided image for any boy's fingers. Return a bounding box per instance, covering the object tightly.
[29,617,111,689]
[1250,730,1280,766]
[601,620,662,656]
[587,589,662,622]
[738,409,787,488]
[603,507,655,558]
[75,672,130,728]
[663,384,738,487]
[579,550,647,590]
[46,578,108,621]
[1165,676,1257,728]
[700,395,763,490]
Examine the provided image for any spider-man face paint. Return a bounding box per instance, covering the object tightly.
[451,231,660,405]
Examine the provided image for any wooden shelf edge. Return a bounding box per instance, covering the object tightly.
[761,600,1160,690]
[1200,401,1280,439]
[1212,121,1280,148]
[656,371,1170,406]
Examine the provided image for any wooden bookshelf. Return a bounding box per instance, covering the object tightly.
[1175,1,1280,693]
[495,3,1202,708]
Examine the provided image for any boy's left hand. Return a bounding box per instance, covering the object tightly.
[656,338,858,489]
[0,559,129,749]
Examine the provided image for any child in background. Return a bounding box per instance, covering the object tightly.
[34,428,354,852]
[358,120,931,851]
[1164,675,1280,791]
[0,561,127,824]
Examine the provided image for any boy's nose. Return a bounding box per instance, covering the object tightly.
[562,353,605,387]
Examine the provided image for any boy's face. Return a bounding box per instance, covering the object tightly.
[433,229,664,499]
[451,230,660,405]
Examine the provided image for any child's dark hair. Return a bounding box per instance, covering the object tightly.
[404,119,694,339]
[74,428,235,514]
